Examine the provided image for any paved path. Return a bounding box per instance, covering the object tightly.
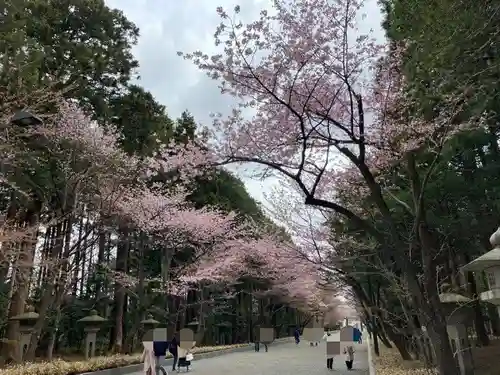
[137,333,368,375]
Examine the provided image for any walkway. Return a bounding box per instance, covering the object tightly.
[135,333,369,375]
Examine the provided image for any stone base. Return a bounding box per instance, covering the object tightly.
[447,324,474,375]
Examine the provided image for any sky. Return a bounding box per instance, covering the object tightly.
[104,0,386,208]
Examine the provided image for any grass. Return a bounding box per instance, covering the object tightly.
[0,344,249,375]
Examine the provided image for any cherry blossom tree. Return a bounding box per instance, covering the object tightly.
[26,100,330,312]
[263,185,362,320]
[181,1,484,373]
[182,221,337,314]
[2,99,262,355]
[264,182,333,264]
[39,102,245,280]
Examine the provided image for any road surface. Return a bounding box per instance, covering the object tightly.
[136,331,369,375]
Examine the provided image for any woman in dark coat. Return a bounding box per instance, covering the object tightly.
[169,334,178,371]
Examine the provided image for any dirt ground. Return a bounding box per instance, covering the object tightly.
[472,338,500,375]
[374,339,500,375]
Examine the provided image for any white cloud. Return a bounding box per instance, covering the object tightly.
[104,0,386,208]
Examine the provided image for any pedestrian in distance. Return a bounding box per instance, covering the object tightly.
[254,339,267,352]
[353,327,362,344]
[322,330,334,370]
[254,326,268,352]
[294,327,300,345]
[168,333,178,371]
[254,340,260,352]
[344,345,355,370]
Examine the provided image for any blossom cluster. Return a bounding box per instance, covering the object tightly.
[5,99,327,311]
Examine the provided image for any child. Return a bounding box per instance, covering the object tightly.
[343,345,354,370]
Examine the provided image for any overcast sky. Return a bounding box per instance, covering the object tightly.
[104,0,386,208]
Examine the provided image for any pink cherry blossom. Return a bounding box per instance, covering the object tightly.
[182,226,334,312]
[110,183,238,245]
[5,95,337,313]
[181,0,483,217]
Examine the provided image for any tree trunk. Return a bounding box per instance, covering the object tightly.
[71,215,84,296]
[46,222,74,360]
[79,218,89,295]
[0,195,18,286]
[111,228,129,353]
[2,203,40,362]
[424,274,458,375]
[95,222,106,311]
[196,286,207,345]
[427,324,460,375]
[377,328,393,348]
[417,222,457,375]
[36,228,51,288]
[25,220,66,361]
[387,329,412,360]
[46,333,56,361]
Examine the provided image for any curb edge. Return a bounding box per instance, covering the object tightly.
[366,333,376,375]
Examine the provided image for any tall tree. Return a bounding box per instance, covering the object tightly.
[109,85,173,156]
[24,0,140,116]
[181,2,486,374]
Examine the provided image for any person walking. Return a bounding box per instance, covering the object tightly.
[322,330,335,370]
[353,327,362,344]
[343,345,355,370]
[254,326,260,352]
[294,327,300,345]
[168,333,178,371]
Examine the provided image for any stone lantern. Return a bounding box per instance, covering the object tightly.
[216,321,231,345]
[462,227,500,312]
[140,314,160,343]
[10,305,39,362]
[186,320,199,333]
[439,292,474,375]
[141,314,160,331]
[78,310,106,359]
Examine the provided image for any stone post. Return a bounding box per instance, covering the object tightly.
[439,292,474,375]
[462,227,500,314]
[140,314,160,341]
[216,321,231,345]
[78,310,106,360]
[10,306,39,362]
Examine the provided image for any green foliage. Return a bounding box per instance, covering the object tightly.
[19,0,139,116]
[381,0,500,120]
[189,169,262,218]
[174,111,197,144]
[109,85,173,156]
